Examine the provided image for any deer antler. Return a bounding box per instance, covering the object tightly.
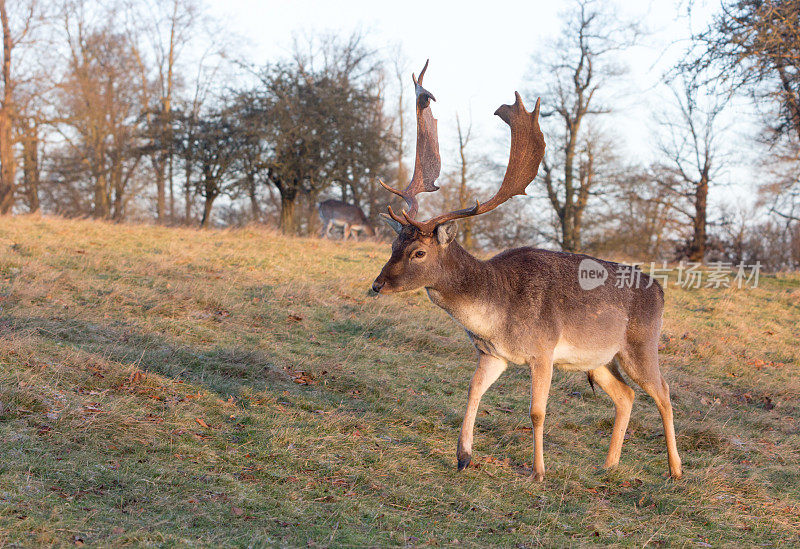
[380,59,441,223]
[402,92,545,235]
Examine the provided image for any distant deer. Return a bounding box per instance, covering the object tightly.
[318,199,376,241]
[370,61,682,481]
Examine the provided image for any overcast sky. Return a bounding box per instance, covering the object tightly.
[206,0,757,205]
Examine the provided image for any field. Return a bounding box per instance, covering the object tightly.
[0,216,798,547]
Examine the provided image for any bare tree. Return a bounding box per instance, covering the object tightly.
[760,138,800,223]
[178,51,226,224]
[18,115,39,211]
[136,0,201,223]
[233,93,269,222]
[252,32,392,234]
[0,0,40,214]
[656,75,727,262]
[54,2,148,220]
[390,44,409,191]
[712,203,800,270]
[0,0,14,213]
[184,107,242,228]
[528,0,639,251]
[680,0,799,260]
[683,0,800,143]
[590,164,686,259]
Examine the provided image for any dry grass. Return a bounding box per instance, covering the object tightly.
[0,214,798,547]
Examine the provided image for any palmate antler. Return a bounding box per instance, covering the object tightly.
[382,61,546,236]
[380,59,441,222]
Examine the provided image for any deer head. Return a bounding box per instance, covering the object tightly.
[371,60,546,294]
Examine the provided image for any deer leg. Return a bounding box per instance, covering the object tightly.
[324,220,333,238]
[457,352,507,471]
[529,354,553,481]
[618,346,682,479]
[588,360,635,469]
[342,223,350,241]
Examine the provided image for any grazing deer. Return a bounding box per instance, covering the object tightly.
[370,61,682,481]
[318,199,376,241]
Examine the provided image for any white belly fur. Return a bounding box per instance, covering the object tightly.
[552,337,618,371]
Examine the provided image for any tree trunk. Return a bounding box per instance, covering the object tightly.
[112,188,124,221]
[21,123,39,212]
[0,0,15,214]
[111,163,126,221]
[561,132,578,252]
[94,174,110,219]
[200,191,216,228]
[777,65,800,144]
[165,0,176,223]
[689,174,708,262]
[168,154,174,222]
[396,71,407,188]
[247,172,261,221]
[560,208,579,252]
[184,160,192,223]
[279,188,297,234]
[155,161,166,223]
[199,165,217,228]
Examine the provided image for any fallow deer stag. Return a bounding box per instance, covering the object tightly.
[318,199,376,240]
[371,60,682,481]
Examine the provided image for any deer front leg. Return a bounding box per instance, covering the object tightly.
[529,354,553,481]
[457,352,507,471]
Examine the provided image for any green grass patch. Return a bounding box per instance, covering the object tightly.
[0,215,798,546]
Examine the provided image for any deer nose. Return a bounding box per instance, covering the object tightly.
[371,279,385,293]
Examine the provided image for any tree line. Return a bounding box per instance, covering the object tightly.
[1,0,799,269]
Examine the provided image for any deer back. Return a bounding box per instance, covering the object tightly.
[318,199,370,225]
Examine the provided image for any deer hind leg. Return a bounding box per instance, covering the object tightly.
[588,360,635,469]
[617,345,682,479]
[457,352,507,471]
[529,353,553,481]
[342,223,350,241]
[323,219,333,238]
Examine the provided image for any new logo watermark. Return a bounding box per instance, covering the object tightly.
[578,259,608,290]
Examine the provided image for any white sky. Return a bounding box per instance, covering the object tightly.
[206,0,759,206]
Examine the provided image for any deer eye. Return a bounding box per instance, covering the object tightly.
[413,250,426,259]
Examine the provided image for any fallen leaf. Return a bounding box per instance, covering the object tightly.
[128,371,145,384]
[195,418,209,429]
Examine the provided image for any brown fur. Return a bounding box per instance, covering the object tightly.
[372,223,682,480]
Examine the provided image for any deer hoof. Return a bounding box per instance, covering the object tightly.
[457,454,471,471]
[532,471,545,482]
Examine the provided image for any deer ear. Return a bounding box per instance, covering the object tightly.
[435,221,458,246]
[379,213,403,235]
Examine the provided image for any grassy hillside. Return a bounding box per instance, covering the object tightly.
[0,215,798,547]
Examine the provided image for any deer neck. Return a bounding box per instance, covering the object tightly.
[425,241,499,337]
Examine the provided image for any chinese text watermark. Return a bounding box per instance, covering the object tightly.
[578,260,762,291]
